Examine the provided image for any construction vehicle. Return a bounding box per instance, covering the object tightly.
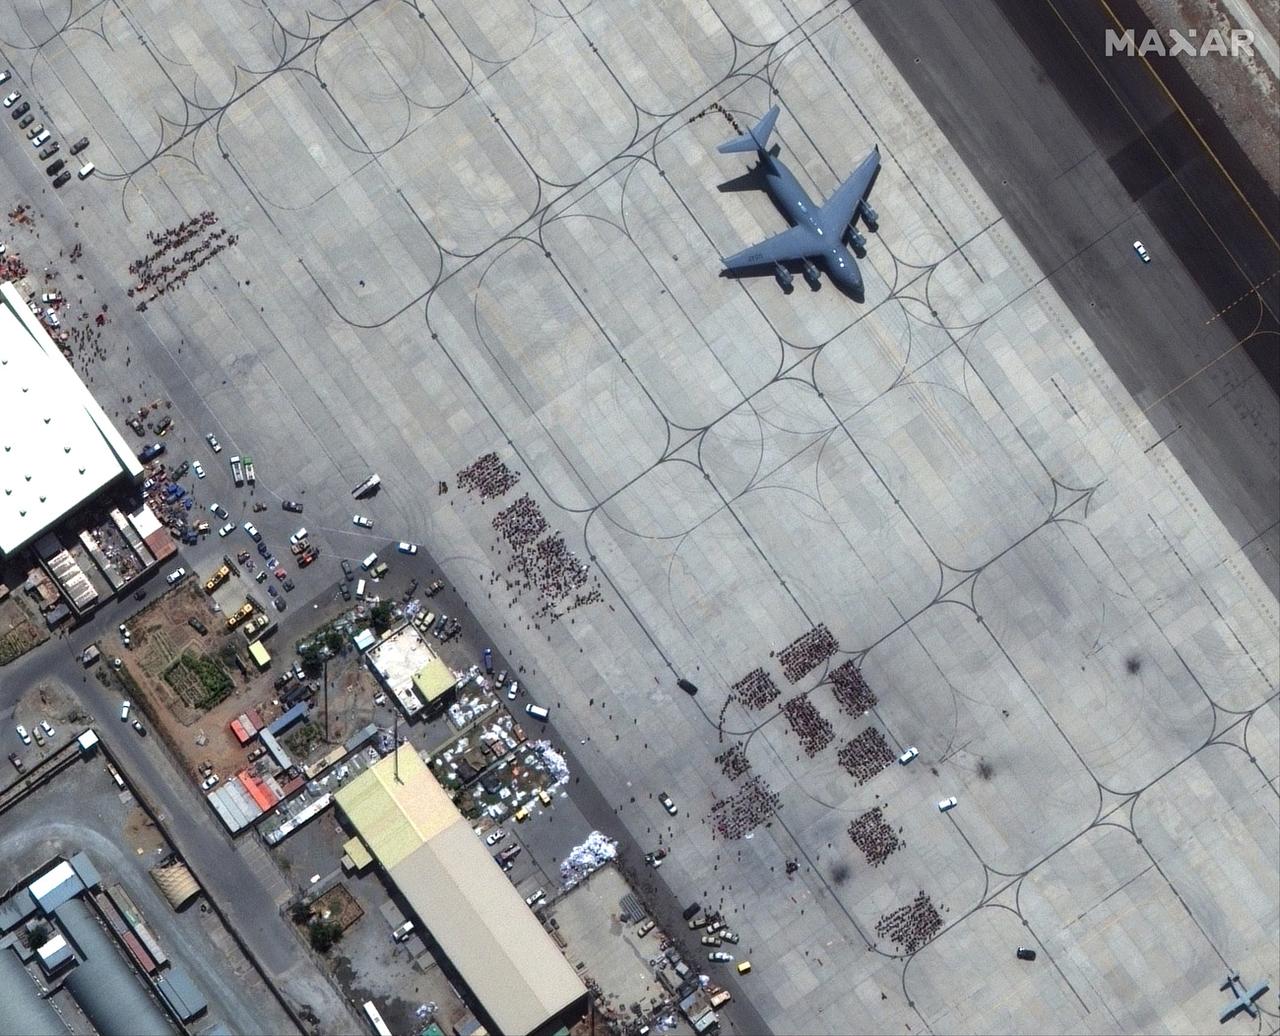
[203,564,231,594]
[225,602,254,630]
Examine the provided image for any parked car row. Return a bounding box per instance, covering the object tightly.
[3,74,92,187]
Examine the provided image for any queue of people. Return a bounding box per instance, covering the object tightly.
[778,622,838,683]
[710,774,782,841]
[838,727,894,785]
[848,806,901,867]
[782,692,834,757]
[732,667,780,710]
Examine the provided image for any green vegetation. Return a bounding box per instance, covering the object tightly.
[28,923,50,949]
[370,601,395,634]
[165,653,233,710]
[284,720,325,759]
[308,919,344,953]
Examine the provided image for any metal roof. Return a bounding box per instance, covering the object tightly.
[336,747,585,1035]
[56,897,175,1035]
[0,283,142,557]
[0,947,68,1035]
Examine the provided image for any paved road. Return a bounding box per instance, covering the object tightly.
[0,620,359,1034]
[859,0,1280,595]
[0,112,368,1036]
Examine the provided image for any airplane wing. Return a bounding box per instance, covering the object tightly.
[817,147,880,238]
[721,224,824,270]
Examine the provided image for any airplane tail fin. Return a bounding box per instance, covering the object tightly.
[717,106,780,154]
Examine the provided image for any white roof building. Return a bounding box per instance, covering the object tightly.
[0,282,142,557]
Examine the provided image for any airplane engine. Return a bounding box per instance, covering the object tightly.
[858,201,879,232]
[845,226,867,257]
[773,262,794,292]
[802,260,821,289]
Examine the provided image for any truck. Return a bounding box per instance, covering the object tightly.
[352,473,381,498]
[230,455,244,486]
[243,456,256,485]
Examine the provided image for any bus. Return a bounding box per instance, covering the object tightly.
[361,1001,392,1036]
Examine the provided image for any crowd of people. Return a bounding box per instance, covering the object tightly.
[457,451,521,500]
[875,891,944,954]
[830,659,877,717]
[716,741,751,781]
[778,623,838,683]
[492,494,548,549]
[848,807,901,867]
[709,774,781,841]
[732,667,780,710]
[467,456,601,621]
[838,727,894,785]
[782,693,834,757]
[128,212,237,309]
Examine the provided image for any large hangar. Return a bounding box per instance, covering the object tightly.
[0,281,142,558]
[335,746,586,1036]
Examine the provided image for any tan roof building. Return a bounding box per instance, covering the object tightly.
[335,747,585,1035]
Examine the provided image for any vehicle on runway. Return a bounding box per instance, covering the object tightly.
[210,502,228,519]
[282,499,303,513]
[70,136,88,155]
[218,521,236,537]
[3,91,20,107]
[717,107,881,302]
[659,791,677,815]
[10,101,27,119]
[192,460,205,479]
[205,432,221,452]
[1133,240,1151,263]
[244,521,260,541]
[353,514,373,529]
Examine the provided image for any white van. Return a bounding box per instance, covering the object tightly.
[78,162,95,179]
[361,551,378,571]
[355,579,366,599]
[524,704,549,721]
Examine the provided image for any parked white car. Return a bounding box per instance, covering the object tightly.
[15,724,30,745]
[205,432,221,452]
[166,567,186,585]
[937,796,958,813]
[218,521,236,537]
[192,460,205,479]
[1133,240,1151,263]
[352,514,373,529]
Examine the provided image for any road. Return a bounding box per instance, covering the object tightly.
[0,611,360,1034]
[858,0,1280,595]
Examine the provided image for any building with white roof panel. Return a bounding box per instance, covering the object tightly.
[0,282,142,558]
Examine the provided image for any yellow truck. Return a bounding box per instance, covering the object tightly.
[225,602,254,630]
[203,564,231,594]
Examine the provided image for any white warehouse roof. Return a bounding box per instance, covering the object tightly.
[0,282,142,557]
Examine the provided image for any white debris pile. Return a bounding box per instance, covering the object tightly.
[560,831,616,889]
[532,739,569,787]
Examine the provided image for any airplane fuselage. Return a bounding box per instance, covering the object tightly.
[759,151,864,298]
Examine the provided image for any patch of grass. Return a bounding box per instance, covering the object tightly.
[165,653,233,710]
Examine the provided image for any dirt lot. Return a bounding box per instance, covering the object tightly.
[106,580,387,785]
[0,595,50,665]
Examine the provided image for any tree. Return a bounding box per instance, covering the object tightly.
[28,923,50,949]
[309,919,344,953]
[371,601,395,634]
[322,629,343,655]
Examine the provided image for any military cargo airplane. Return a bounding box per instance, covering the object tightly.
[717,106,880,301]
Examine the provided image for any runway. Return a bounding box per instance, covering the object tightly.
[859,0,1280,595]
